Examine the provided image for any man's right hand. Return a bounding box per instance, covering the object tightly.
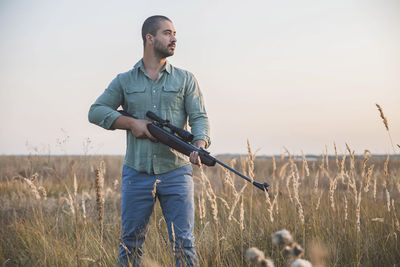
[111,116,157,142]
[128,118,158,142]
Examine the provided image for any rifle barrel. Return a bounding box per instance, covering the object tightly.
[214,158,269,191]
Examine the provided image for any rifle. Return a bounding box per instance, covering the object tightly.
[118,110,269,191]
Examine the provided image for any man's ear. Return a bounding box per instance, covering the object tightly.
[146,34,153,45]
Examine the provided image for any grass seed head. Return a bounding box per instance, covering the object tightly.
[95,160,105,243]
[384,154,389,178]
[364,164,374,192]
[81,192,87,222]
[356,191,362,233]
[272,156,277,179]
[171,221,176,252]
[240,194,245,231]
[371,218,384,222]
[301,151,310,177]
[113,179,119,190]
[73,173,78,198]
[385,188,391,212]
[30,172,39,182]
[334,142,339,169]
[344,195,348,221]
[23,178,41,200]
[376,103,389,131]
[37,186,47,200]
[152,179,161,198]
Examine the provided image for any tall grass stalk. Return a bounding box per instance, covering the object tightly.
[95,160,105,264]
[375,103,395,153]
[247,139,255,248]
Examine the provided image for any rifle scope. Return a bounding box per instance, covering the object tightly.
[146,111,194,143]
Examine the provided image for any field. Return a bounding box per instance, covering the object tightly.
[0,146,399,266]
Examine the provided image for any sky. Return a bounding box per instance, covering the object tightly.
[0,0,399,156]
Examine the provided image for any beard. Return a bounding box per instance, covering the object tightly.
[153,38,175,59]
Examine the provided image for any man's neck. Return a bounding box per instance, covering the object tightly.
[142,53,166,81]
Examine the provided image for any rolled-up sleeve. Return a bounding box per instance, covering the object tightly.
[184,72,211,148]
[88,75,123,130]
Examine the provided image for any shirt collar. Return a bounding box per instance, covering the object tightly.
[163,61,171,74]
[134,59,171,75]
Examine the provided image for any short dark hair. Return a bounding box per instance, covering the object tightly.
[141,15,172,45]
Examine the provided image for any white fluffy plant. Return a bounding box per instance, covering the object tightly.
[245,247,275,267]
[272,229,313,267]
[245,229,314,266]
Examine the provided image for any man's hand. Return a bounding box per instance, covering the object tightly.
[111,116,157,142]
[129,118,158,142]
[190,140,207,166]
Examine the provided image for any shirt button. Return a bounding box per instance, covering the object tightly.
[153,105,156,108]
[153,155,156,158]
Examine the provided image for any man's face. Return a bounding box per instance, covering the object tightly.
[152,20,177,58]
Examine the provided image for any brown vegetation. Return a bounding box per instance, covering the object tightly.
[0,148,399,266]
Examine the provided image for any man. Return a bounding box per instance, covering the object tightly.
[88,15,210,267]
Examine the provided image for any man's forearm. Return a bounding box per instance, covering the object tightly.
[188,114,210,149]
[110,115,135,130]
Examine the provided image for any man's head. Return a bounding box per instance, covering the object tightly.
[142,15,177,58]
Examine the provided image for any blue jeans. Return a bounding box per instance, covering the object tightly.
[118,164,197,267]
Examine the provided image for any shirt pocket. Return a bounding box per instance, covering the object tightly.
[124,86,147,115]
[161,85,184,111]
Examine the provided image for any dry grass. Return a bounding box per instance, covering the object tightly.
[0,150,399,266]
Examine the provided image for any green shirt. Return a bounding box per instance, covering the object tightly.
[88,59,210,174]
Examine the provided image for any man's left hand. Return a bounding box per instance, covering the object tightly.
[189,140,207,166]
